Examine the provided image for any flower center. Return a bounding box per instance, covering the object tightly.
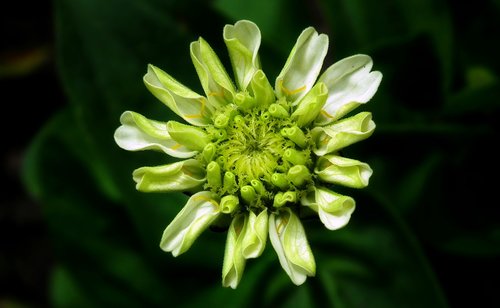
[201,101,314,210]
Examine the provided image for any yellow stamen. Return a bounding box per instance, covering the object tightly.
[184,98,206,119]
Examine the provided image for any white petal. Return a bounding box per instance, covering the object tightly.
[114,111,197,158]
[275,27,328,104]
[269,208,315,285]
[224,20,261,90]
[160,191,220,256]
[316,55,382,124]
[144,65,213,126]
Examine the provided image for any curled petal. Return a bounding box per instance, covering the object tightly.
[241,209,268,259]
[269,208,316,285]
[143,65,213,126]
[166,121,211,151]
[160,191,220,257]
[222,214,248,289]
[190,37,235,108]
[275,27,328,104]
[315,155,373,188]
[291,82,328,127]
[315,54,382,124]
[223,20,261,90]
[311,112,375,156]
[250,70,275,107]
[114,111,197,158]
[301,186,355,230]
[132,159,205,192]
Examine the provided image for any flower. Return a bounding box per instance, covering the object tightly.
[114,20,382,288]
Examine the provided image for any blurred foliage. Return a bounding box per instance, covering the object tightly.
[21,0,499,307]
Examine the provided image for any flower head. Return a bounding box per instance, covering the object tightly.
[114,20,382,288]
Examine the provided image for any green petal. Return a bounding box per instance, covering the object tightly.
[143,64,213,126]
[166,121,211,151]
[311,112,375,156]
[132,159,206,192]
[160,191,220,256]
[114,111,197,158]
[223,20,261,90]
[275,27,328,105]
[315,54,383,125]
[241,209,268,259]
[222,213,248,289]
[315,155,373,188]
[249,70,275,107]
[190,37,235,108]
[301,186,355,230]
[269,208,316,285]
[291,82,328,127]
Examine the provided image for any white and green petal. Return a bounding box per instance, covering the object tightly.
[222,213,248,289]
[190,37,236,108]
[301,186,355,230]
[114,111,197,158]
[143,65,213,126]
[166,121,211,151]
[311,111,375,156]
[223,20,261,90]
[291,82,328,127]
[275,27,328,104]
[160,191,220,257]
[241,209,268,259]
[269,208,316,285]
[315,55,383,125]
[315,155,373,188]
[132,159,205,192]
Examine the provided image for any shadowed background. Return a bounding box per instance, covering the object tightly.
[2,0,499,307]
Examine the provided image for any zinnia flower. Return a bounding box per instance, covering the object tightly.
[114,20,382,288]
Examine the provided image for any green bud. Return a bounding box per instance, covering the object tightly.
[287,165,311,187]
[167,121,210,151]
[241,185,257,204]
[223,171,238,193]
[214,113,230,128]
[271,173,289,190]
[234,91,256,110]
[221,195,239,214]
[283,148,308,166]
[207,161,222,188]
[202,143,217,163]
[268,103,289,119]
[273,191,297,208]
[281,126,307,148]
[250,179,265,195]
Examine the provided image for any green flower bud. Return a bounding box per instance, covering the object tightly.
[221,195,239,214]
[202,143,217,163]
[207,161,222,188]
[271,173,289,190]
[250,70,275,107]
[281,125,307,148]
[291,82,328,127]
[241,185,257,204]
[223,171,237,193]
[283,148,308,166]
[287,165,311,187]
[273,191,297,208]
[250,179,265,195]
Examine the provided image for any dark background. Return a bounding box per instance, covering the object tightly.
[2,0,499,307]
